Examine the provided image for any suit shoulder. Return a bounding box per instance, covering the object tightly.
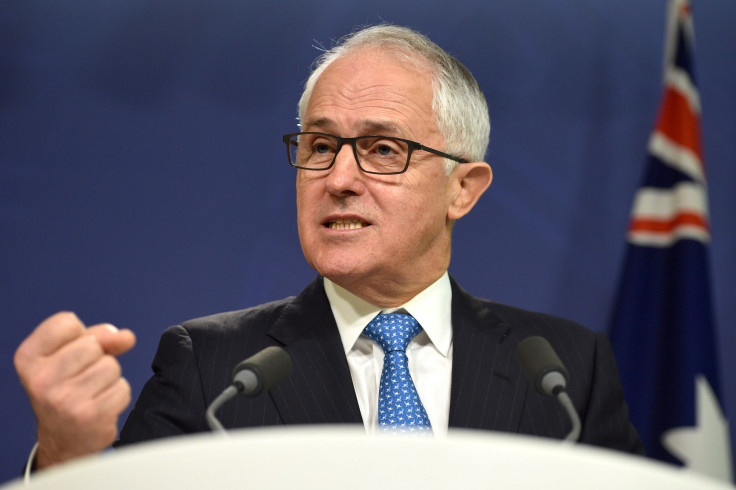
[491,300,592,335]
[175,297,295,339]
[458,286,597,344]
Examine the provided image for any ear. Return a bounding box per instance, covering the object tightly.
[447,162,493,221]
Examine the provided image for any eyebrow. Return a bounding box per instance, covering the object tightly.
[361,120,402,135]
[302,117,336,132]
[302,118,404,136]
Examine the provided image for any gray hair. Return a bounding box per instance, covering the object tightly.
[297,24,490,172]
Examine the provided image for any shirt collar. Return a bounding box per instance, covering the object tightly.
[324,272,453,357]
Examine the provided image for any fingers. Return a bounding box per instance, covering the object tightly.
[14,313,135,373]
[40,372,132,435]
[94,377,132,421]
[35,375,130,468]
[25,335,105,394]
[15,312,86,365]
[71,353,123,400]
[15,315,136,393]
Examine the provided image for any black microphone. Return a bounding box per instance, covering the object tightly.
[231,346,293,396]
[205,346,292,433]
[516,336,581,442]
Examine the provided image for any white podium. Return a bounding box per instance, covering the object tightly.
[3,427,733,489]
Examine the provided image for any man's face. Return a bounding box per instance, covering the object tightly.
[296,48,458,304]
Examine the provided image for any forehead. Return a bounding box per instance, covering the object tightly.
[303,48,439,140]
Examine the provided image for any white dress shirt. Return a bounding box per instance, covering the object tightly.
[323,273,453,437]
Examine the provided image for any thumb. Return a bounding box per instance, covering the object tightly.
[87,324,137,356]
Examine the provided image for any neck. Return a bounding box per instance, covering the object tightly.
[328,269,447,308]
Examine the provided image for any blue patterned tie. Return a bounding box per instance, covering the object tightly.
[363,313,432,432]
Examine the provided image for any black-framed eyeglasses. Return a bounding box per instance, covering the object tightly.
[282,132,468,175]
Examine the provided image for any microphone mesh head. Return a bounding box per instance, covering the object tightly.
[516,336,569,395]
[233,346,292,396]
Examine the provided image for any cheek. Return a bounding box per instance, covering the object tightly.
[296,178,318,215]
[295,181,317,241]
[401,177,451,218]
[383,192,447,245]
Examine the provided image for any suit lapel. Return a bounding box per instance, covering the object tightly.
[448,278,529,433]
[267,277,362,425]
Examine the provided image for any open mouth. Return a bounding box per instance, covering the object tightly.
[325,218,370,230]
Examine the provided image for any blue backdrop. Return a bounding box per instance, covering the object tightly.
[2,1,734,482]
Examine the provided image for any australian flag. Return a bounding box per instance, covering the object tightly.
[608,0,732,482]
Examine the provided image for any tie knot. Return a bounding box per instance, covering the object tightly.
[363,313,422,353]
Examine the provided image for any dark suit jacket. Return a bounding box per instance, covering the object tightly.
[117,276,643,454]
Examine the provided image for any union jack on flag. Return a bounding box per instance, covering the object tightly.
[608,0,732,482]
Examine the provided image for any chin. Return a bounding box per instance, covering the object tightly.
[310,256,370,284]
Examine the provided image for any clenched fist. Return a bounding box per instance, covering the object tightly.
[14,312,136,469]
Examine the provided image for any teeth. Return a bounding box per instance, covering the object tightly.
[329,218,367,230]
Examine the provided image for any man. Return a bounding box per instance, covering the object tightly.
[14,24,643,471]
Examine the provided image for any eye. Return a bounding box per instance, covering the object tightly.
[310,136,336,155]
[361,137,403,157]
[375,143,396,156]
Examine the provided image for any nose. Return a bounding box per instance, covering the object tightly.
[324,142,365,196]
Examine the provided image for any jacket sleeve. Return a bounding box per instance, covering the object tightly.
[116,325,209,446]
